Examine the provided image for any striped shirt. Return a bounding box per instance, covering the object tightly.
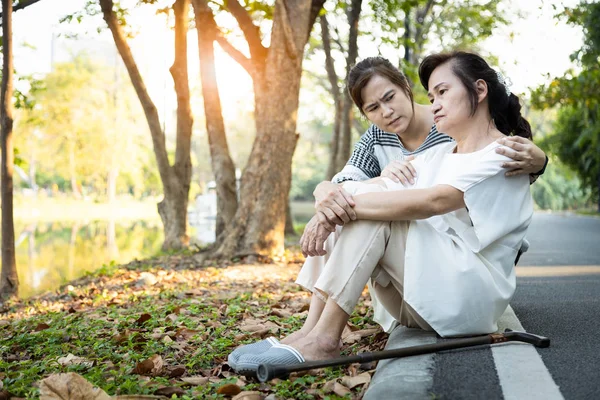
[332,124,454,183]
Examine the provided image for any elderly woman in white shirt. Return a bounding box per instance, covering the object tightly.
[229,51,535,374]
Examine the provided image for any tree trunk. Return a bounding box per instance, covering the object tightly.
[215,0,315,260]
[285,132,300,236]
[193,0,238,240]
[321,15,342,180]
[107,165,118,203]
[167,0,194,249]
[68,141,82,199]
[285,200,296,236]
[336,0,362,172]
[0,0,18,299]
[99,0,190,250]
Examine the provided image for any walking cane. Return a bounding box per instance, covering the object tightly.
[256,329,549,382]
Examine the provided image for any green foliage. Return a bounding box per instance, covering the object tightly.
[531,1,600,208]
[531,157,592,210]
[15,53,159,199]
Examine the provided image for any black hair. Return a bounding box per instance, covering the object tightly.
[347,57,413,115]
[418,51,532,140]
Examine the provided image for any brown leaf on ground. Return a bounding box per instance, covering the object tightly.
[239,324,267,333]
[232,391,263,400]
[269,309,292,318]
[340,372,371,389]
[39,373,111,400]
[34,323,50,332]
[57,353,94,368]
[0,320,9,328]
[133,355,163,376]
[136,313,152,326]
[154,386,185,397]
[174,327,201,340]
[342,328,380,344]
[113,396,166,399]
[167,366,186,378]
[0,390,12,400]
[321,379,338,393]
[332,381,352,397]
[216,383,242,396]
[180,376,209,386]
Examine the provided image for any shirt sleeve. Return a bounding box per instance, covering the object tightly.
[435,144,533,252]
[331,126,382,183]
[436,144,510,192]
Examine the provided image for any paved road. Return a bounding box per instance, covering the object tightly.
[365,212,600,400]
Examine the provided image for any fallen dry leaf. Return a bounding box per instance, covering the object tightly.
[232,391,263,400]
[0,320,10,328]
[34,323,50,332]
[174,327,201,340]
[136,313,152,325]
[216,383,242,396]
[133,354,163,375]
[342,328,380,344]
[322,379,337,393]
[0,390,11,400]
[340,372,371,389]
[333,381,352,397]
[154,386,184,397]
[168,366,186,378]
[269,309,291,318]
[57,354,94,368]
[180,376,209,386]
[39,372,111,400]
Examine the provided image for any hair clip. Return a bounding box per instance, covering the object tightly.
[495,70,512,96]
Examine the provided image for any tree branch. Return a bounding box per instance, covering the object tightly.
[214,35,255,75]
[275,0,299,60]
[0,0,43,24]
[224,0,267,63]
[307,0,326,42]
[98,0,172,187]
[320,15,340,101]
[193,0,257,77]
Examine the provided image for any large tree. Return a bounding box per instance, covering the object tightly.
[192,0,325,260]
[193,0,238,240]
[531,0,600,211]
[99,0,193,250]
[320,0,362,179]
[0,0,17,299]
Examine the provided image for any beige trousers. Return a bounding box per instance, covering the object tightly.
[296,183,432,331]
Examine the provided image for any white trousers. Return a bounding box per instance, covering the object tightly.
[296,182,432,332]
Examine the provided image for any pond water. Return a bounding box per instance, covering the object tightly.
[14,219,165,298]
[12,200,313,299]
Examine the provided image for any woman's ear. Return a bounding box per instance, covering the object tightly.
[475,79,488,103]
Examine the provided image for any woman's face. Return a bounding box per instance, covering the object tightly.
[361,75,414,135]
[426,62,473,135]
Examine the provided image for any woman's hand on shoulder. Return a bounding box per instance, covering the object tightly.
[495,136,546,176]
[313,181,356,225]
[381,156,417,185]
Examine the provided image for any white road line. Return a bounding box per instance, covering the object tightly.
[363,326,438,400]
[494,305,564,400]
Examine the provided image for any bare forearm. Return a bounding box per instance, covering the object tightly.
[353,186,465,221]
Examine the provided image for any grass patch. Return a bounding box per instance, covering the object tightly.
[1,254,383,399]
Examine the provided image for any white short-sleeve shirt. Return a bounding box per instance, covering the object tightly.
[373,141,533,336]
